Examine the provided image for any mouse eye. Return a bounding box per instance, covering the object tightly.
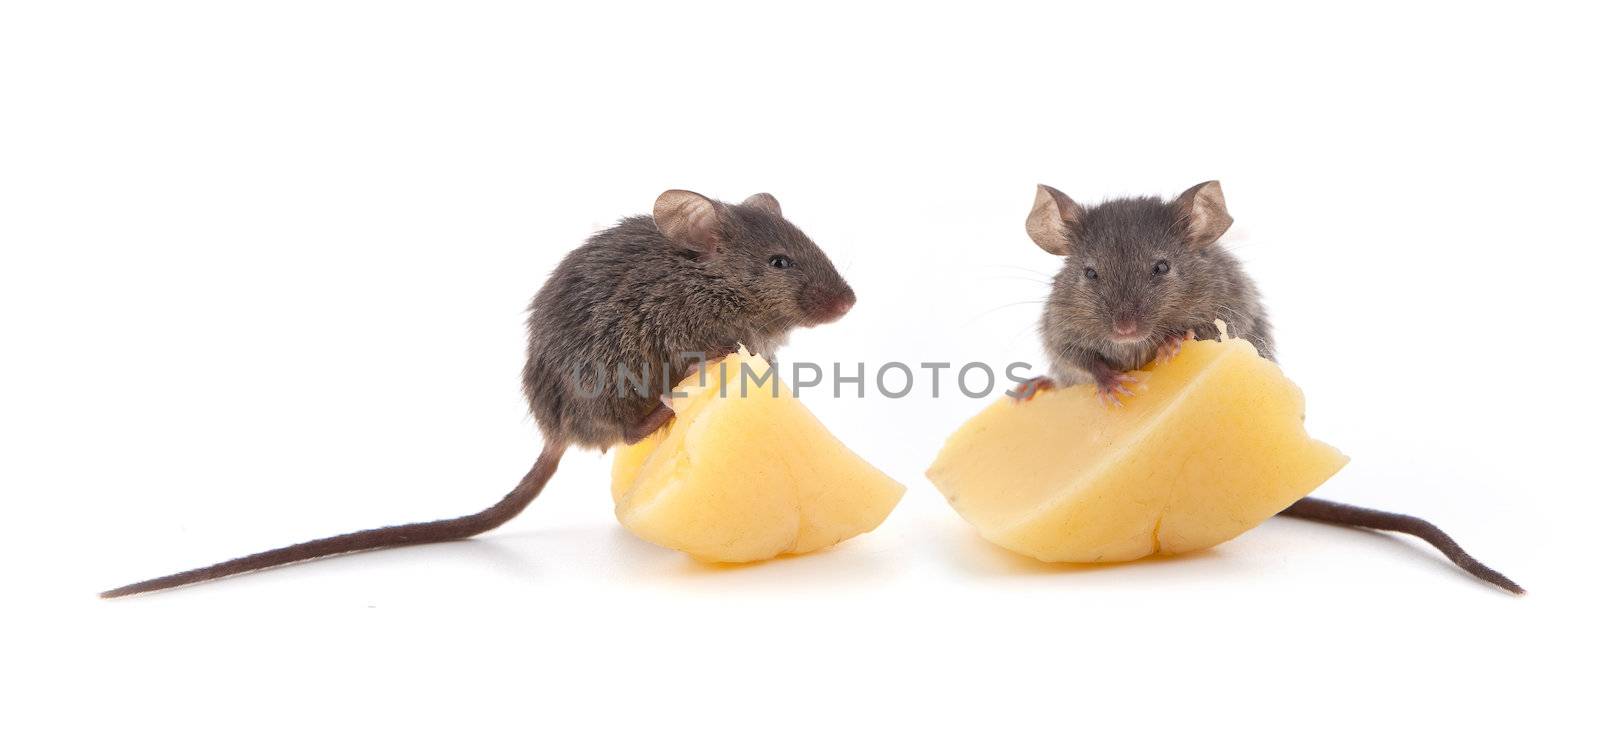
[768,255,794,269]
[1152,260,1170,276]
[1083,267,1098,281]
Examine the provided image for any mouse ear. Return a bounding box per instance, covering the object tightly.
[1175,181,1233,248]
[1026,184,1082,256]
[654,189,722,254]
[741,192,782,217]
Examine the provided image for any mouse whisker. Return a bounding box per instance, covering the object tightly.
[980,264,1056,281]
[982,275,1053,286]
[962,299,1051,327]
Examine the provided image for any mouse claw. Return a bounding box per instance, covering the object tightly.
[1096,371,1140,407]
[682,359,706,384]
[1010,376,1055,402]
[662,358,710,408]
[1156,331,1194,364]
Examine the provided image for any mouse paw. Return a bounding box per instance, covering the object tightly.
[626,402,676,445]
[1010,376,1055,402]
[681,359,708,388]
[663,356,716,407]
[1095,371,1140,408]
[1156,330,1196,364]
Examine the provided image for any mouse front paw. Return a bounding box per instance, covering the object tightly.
[1156,330,1196,364]
[1093,369,1141,407]
[1009,376,1055,402]
[679,359,708,391]
[673,348,736,394]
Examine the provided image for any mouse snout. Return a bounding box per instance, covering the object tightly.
[822,286,856,321]
[1111,315,1142,339]
[804,284,856,325]
[832,286,857,317]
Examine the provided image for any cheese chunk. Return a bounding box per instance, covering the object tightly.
[611,348,905,562]
[926,329,1347,563]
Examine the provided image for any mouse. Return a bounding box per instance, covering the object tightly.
[1019,180,1523,594]
[101,189,857,597]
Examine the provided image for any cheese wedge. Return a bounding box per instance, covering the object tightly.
[926,326,1347,563]
[611,348,905,562]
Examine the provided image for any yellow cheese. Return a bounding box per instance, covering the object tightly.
[926,328,1347,563]
[611,348,905,562]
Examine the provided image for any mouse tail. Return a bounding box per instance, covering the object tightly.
[1278,496,1523,594]
[100,442,567,598]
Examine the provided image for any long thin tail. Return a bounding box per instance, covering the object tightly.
[100,443,566,598]
[1279,496,1523,594]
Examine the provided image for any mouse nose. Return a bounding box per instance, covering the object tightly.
[1112,317,1139,337]
[802,284,856,324]
[826,288,856,321]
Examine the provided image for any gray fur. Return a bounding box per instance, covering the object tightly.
[1036,187,1273,386]
[1023,183,1527,594]
[95,190,856,596]
[524,195,854,449]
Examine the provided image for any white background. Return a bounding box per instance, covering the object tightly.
[4,2,1595,748]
